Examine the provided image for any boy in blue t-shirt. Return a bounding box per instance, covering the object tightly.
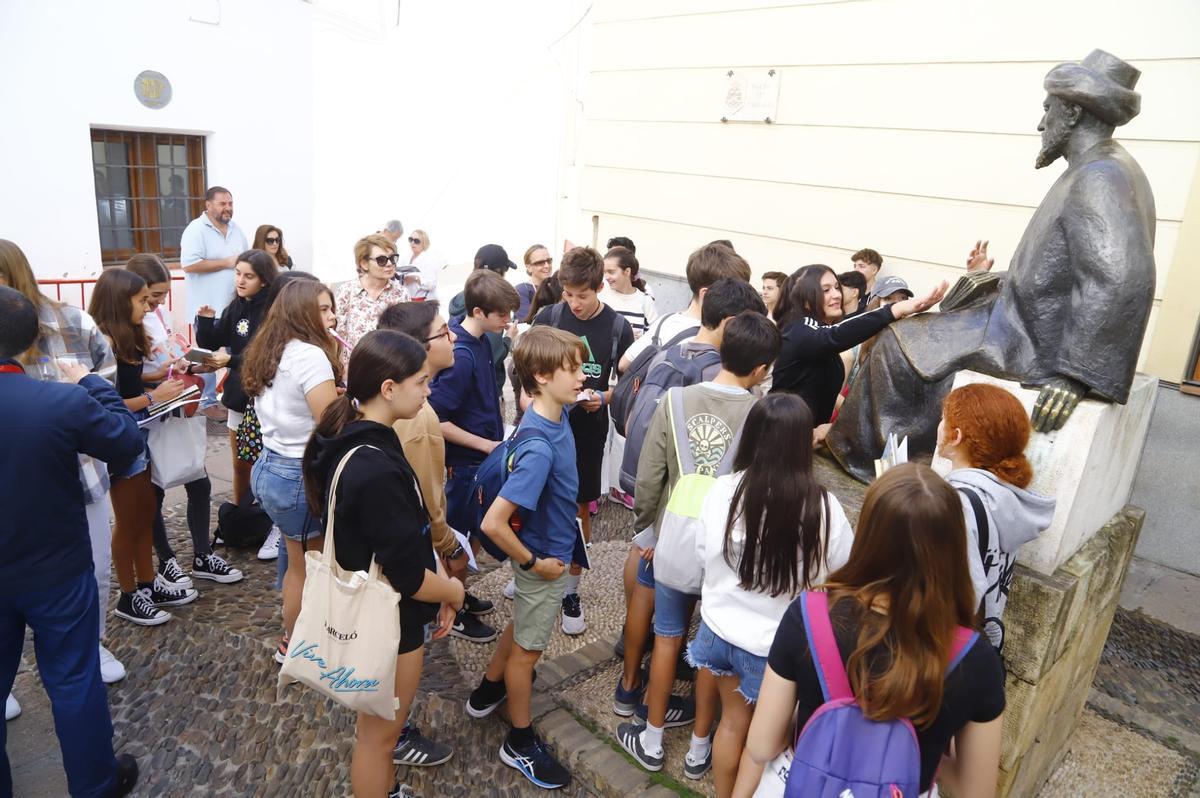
[429,268,520,643]
[465,326,586,791]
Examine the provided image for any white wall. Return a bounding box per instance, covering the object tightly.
[575,0,1200,374]
[0,0,315,279]
[309,0,592,292]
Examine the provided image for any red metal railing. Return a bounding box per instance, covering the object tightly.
[37,274,193,343]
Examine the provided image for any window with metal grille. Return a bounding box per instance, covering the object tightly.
[90,129,207,266]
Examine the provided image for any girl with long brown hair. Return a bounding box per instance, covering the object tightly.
[242,279,342,664]
[746,463,1005,798]
[88,269,197,626]
[939,383,1055,651]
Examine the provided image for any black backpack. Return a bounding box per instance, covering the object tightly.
[609,313,700,437]
[213,500,273,548]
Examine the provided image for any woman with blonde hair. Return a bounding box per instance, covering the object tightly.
[253,224,293,270]
[0,241,128,686]
[242,279,343,664]
[516,244,553,323]
[402,229,439,301]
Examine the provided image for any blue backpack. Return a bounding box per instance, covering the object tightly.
[470,427,551,561]
[786,591,978,798]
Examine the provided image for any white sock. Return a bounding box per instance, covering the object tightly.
[564,573,581,596]
[639,722,664,756]
[687,732,712,763]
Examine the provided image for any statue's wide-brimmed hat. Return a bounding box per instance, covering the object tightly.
[1044,49,1141,127]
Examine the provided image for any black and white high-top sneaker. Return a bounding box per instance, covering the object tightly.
[147,577,199,607]
[114,590,171,626]
[156,557,193,589]
[192,553,244,584]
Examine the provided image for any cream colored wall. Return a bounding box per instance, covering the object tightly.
[574,0,1200,379]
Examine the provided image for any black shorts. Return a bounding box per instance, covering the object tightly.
[398,619,427,654]
[571,414,608,503]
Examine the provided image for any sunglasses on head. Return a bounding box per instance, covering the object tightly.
[264,236,280,245]
[370,254,401,267]
[408,237,422,245]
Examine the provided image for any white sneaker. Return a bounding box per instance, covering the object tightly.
[502,579,516,600]
[561,593,586,635]
[98,644,126,684]
[257,527,282,561]
[5,693,19,721]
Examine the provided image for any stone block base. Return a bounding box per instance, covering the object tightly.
[996,505,1144,797]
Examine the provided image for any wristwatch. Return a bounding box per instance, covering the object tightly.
[519,555,537,571]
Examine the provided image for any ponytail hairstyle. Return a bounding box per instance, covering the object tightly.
[822,463,977,729]
[303,329,428,514]
[88,268,149,364]
[525,272,562,323]
[241,279,342,397]
[604,246,646,293]
[723,393,829,597]
[942,383,1033,487]
[773,264,837,327]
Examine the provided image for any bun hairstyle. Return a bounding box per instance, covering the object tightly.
[604,246,646,292]
[942,383,1033,488]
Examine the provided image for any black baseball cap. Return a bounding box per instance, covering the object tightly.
[475,244,517,274]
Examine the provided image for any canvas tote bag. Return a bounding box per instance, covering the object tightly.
[147,414,208,489]
[278,445,401,719]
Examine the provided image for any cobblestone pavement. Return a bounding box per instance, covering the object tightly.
[8,432,1200,797]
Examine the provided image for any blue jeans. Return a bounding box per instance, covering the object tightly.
[687,620,768,702]
[0,570,118,797]
[198,371,218,408]
[653,582,698,638]
[445,464,480,537]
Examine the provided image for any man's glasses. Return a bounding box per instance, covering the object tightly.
[408,237,422,245]
[370,254,401,267]
[264,236,280,245]
[423,325,451,343]
[530,258,552,267]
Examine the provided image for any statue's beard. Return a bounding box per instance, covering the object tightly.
[1035,126,1071,169]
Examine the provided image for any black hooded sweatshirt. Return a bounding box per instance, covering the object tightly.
[194,289,269,412]
[305,419,438,630]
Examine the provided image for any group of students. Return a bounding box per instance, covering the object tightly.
[0,222,1057,798]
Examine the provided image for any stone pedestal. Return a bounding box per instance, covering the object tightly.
[996,507,1144,797]
[932,370,1157,574]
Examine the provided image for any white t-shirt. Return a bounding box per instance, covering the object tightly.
[600,284,658,338]
[621,311,699,364]
[142,308,175,374]
[256,340,336,458]
[697,472,855,657]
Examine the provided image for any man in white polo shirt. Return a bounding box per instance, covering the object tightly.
[180,185,249,415]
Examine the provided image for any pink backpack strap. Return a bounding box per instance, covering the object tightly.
[947,626,979,674]
[801,591,853,702]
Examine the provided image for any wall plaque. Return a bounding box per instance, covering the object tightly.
[721,69,780,123]
[134,70,172,110]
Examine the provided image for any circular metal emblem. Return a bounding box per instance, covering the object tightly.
[134,70,172,109]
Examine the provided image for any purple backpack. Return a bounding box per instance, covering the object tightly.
[785,591,978,798]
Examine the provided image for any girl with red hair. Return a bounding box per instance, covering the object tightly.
[937,383,1056,651]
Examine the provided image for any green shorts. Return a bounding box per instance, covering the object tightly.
[511,562,568,652]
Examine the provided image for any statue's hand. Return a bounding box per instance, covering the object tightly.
[1031,377,1087,433]
[966,239,995,273]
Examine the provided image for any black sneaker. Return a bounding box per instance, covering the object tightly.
[465,679,507,719]
[105,753,139,797]
[393,725,453,767]
[560,593,586,635]
[156,557,193,589]
[635,694,695,728]
[499,735,571,789]
[147,578,199,607]
[613,672,646,717]
[464,592,494,616]
[387,784,418,798]
[114,591,170,626]
[684,747,713,779]
[616,722,664,772]
[192,553,244,584]
[451,610,498,643]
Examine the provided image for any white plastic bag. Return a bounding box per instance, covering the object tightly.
[278,446,401,719]
[147,415,207,489]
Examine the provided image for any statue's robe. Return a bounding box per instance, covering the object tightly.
[828,140,1156,482]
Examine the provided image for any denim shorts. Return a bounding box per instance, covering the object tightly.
[110,426,150,481]
[653,581,698,638]
[686,620,768,702]
[251,449,321,542]
[636,556,655,589]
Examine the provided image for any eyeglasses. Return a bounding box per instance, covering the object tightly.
[530,258,552,267]
[422,325,451,343]
[408,237,422,245]
[370,254,401,267]
[264,236,280,245]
